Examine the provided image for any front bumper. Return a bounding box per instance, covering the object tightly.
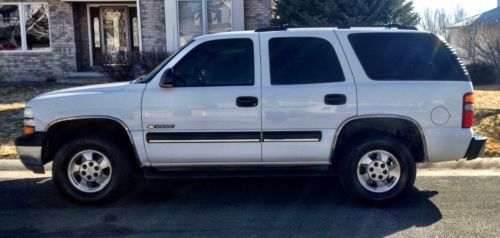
[464,134,487,160]
[15,133,45,174]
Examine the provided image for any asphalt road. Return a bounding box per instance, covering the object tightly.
[0,175,499,237]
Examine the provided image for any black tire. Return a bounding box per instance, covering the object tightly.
[52,136,134,205]
[339,134,416,203]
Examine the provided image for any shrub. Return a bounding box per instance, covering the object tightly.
[100,50,171,82]
[45,74,57,83]
[101,52,140,82]
[466,63,499,85]
[140,50,171,75]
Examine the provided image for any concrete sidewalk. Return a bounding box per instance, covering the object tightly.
[1,157,499,172]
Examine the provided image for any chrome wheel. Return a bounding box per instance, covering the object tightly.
[67,150,112,193]
[356,150,401,193]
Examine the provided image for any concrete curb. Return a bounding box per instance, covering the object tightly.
[1,157,499,172]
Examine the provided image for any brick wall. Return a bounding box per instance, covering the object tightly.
[244,0,273,30]
[139,0,167,51]
[0,0,77,82]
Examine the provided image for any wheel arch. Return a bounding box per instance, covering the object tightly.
[331,115,428,164]
[42,116,142,169]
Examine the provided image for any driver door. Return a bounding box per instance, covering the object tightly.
[142,35,262,165]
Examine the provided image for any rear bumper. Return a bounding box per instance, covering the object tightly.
[15,133,45,174]
[464,134,487,160]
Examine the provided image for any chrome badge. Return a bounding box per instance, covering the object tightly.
[147,124,175,129]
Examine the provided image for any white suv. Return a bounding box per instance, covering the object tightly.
[16,26,487,204]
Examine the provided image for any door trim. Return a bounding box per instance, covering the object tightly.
[146,132,262,143]
[146,131,323,143]
[263,131,322,142]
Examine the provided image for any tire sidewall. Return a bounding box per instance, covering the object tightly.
[340,135,416,202]
[52,136,132,204]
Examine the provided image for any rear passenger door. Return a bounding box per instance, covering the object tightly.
[259,31,357,163]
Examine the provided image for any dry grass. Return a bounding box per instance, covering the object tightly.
[0,83,498,159]
[474,89,500,157]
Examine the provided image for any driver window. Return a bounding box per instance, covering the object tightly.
[173,39,254,87]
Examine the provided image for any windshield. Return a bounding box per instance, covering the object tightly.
[133,40,195,83]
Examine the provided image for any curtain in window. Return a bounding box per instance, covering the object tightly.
[0,5,22,51]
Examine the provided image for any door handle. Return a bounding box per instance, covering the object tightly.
[236,96,259,107]
[324,94,347,105]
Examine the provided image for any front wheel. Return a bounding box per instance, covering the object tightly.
[339,134,416,203]
[52,136,134,205]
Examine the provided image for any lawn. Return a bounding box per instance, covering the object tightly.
[0,83,499,159]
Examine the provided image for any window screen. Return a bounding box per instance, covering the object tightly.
[348,33,470,81]
[173,39,254,87]
[269,37,345,85]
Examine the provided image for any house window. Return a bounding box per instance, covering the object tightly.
[132,17,139,48]
[0,5,22,51]
[93,17,100,48]
[0,3,50,52]
[178,0,232,46]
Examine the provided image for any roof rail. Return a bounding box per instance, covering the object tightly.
[256,23,418,32]
[338,24,418,30]
[255,24,298,32]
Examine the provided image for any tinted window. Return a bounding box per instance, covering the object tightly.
[174,39,254,87]
[269,37,345,85]
[348,33,469,81]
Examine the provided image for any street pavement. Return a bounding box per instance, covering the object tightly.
[0,172,499,237]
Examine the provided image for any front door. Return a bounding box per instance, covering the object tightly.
[142,34,262,165]
[90,6,139,66]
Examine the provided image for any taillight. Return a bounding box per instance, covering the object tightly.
[462,92,474,128]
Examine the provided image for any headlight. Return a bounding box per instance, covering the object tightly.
[23,119,35,127]
[24,107,34,119]
[23,107,35,135]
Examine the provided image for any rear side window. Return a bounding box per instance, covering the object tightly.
[269,37,345,85]
[348,33,469,81]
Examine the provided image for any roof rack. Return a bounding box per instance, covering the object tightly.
[337,24,418,30]
[255,23,418,32]
[255,24,298,32]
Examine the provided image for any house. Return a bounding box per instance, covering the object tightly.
[447,1,500,64]
[0,0,273,82]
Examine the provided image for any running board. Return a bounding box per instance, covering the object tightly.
[142,166,335,179]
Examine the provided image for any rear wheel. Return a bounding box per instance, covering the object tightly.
[52,136,134,204]
[339,134,416,203]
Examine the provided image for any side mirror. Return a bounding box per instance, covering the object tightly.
[159,68,175,88]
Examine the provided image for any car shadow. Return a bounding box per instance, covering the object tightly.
[0,176,442,237]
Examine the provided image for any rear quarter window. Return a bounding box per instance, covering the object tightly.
[348,33,470,81]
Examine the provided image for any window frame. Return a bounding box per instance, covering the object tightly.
[172,38,256,87]
[268,36,346,86]
[0,2,51,53]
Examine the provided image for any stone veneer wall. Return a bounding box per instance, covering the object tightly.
[244,0,273,30]
[0,0,77,82]
[139,0,167,51]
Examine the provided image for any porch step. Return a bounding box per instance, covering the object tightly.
[58,71,112,84]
